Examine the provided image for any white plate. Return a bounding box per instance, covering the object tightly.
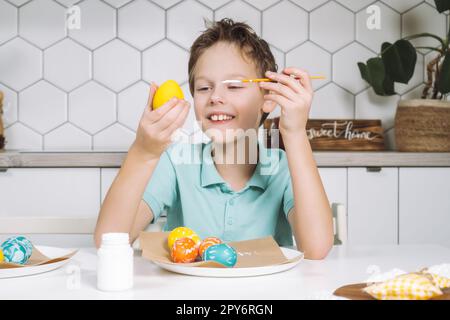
[0,245,74,279]
[152,247,304,278]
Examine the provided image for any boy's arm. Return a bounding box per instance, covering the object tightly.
[94,146,158,248]
[94,82,191,248]
[259,67,333,259]
[284,131,334,260]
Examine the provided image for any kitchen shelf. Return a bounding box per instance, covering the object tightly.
[1,150,450,168]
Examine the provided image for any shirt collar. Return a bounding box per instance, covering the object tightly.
[200,139,271,191]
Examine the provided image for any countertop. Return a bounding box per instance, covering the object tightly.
[1,150,450,168]
[1,244,449,299]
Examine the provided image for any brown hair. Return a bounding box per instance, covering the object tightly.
[188,18,278,126]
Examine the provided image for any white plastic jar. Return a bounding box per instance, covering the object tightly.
[97,233,134,291]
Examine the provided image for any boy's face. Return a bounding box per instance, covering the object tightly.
[193,42,272,144]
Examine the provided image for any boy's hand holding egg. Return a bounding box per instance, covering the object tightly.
[131,80,190,161]
[259,67,313,139]
[168,227,237,268]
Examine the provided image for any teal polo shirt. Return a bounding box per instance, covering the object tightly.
[142,139,295,246]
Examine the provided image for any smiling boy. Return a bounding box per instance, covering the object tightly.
[95,19,333,260]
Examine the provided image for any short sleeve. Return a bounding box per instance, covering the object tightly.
[283,174,295,217]
[142,150,178,224]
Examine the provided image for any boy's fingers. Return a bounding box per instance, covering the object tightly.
[264,93,292,112]
[151,100,189,132]
[259,81,296,101]
[147,97,180,123]
[146,82,158,109]
[284,67,313,93]
[160,101,191,138]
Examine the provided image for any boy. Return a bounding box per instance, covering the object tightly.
[95,18,333,260]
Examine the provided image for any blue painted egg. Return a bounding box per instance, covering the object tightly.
[203,243,237,268]
[1,236,33,264]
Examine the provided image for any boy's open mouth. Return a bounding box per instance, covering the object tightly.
[206,112,236,124]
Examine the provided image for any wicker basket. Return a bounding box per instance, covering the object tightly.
[395,99,450,152]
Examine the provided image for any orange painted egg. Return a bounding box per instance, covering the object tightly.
[170,237,199,263]
[198,237,222,258]
[167,227,201,249]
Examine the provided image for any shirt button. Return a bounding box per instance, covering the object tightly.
[227,219,233,225]
[229,199,235,205]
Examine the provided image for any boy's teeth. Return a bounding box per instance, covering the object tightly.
[210,114,233,121]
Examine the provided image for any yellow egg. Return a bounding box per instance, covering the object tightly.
[152,80,184,110]
[168,227,201,249]
[0,249,4,263]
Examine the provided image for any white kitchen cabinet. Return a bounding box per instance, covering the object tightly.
[318,168,347,208]
[399,168,450,247]
[348,167,398,245]
[0,168,100,217]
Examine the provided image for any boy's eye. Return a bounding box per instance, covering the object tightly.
[196,87,210,91]
[228,86,243,89]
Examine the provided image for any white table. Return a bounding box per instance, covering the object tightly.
[1,244,450,300]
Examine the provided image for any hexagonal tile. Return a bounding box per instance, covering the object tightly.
[0,0,17,44]
[395,53,423,95]
[310,2,354,52]
[335,0,376,12]
[356,2,400,52]
[54,0,82,8]
[93,39,141,92]
[4,123,42,150]
[69,81,116,134]
[44,39,91,91]
[0,84,18,128]
[355,88,400,129]
[0,38,42,91]
[286,42,331,90]
[6,0,31,7]
[215,1,261,35]
[93,123,135,151]
[167,0,213,50]
[270,45,284,72]
[310,83,354,119]
[381,0,423,13]
[19,81,67,134]
[118,81,149,131]
[69,0,116,50]
[103,0,132,8]
[44,123,91,150]
[333,42,375,94]
[118,0,165,50]
[262,1,307,51]
[242,0,280,11]
[142,39,189,85]
[19,0,66,49]
[289,0,327,12]
[151,0,183,9]
[402,3,446,54]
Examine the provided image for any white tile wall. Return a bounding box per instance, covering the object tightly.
[0,0,445,151]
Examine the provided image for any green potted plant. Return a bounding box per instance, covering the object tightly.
[358,0,450,151]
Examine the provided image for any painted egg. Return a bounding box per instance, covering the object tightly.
[198,237,222,258]
[152,80,184,110]
[0,249,4,263]
[203,243,237,268]
[1,236,33,264]
[171,237,198,263]
[167,227,201,249]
